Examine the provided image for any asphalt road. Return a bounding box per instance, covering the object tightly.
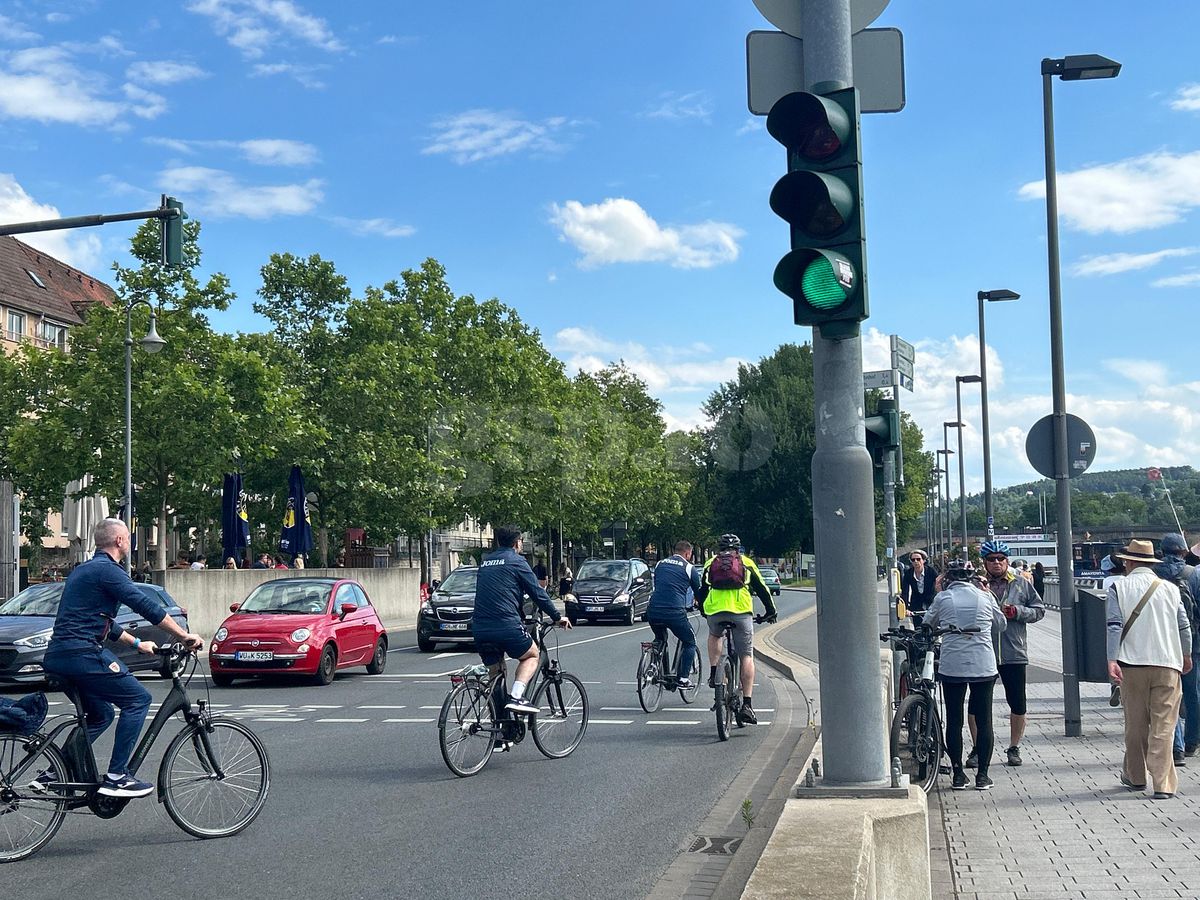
[1,596,804,899]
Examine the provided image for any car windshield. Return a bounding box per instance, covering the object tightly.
[437,569,477,594]
[576,561,629,582]
[760,568,779,579]
[238,581,334,614]
[0,583,63,616]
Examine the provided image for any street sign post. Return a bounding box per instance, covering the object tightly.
[862,369,895,390]
[753,0,890,36]
[890,335,914,362]
[1025,414,1097,480]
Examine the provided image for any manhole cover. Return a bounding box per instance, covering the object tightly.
[688,836,743,855]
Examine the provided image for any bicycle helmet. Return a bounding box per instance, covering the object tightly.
[941,558,977,586]
[979,539,1010,558]
[718,533,741,552]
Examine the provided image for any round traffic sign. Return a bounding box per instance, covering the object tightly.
[752,0,890,38]
[1024,414,1097,480]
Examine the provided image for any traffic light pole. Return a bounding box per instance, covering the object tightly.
[0,196,185,266]
[804,0,888,787]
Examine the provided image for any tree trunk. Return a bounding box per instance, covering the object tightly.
[156,497,168,570]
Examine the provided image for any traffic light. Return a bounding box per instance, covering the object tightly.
[766,88,868,338]
[161,196,185,266]
[864,398,900,467]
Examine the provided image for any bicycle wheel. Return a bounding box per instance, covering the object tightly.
[890,693,941,793]
[438,681,496,777]
[715,659,735,741]
[678,645,701,704]
[161,717,271,838]
[531,673,589,759]
[0,735,68,864]
[637,645,664,713]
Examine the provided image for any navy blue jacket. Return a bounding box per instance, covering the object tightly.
[473,548,559,630]
[648,555,702,614]
[47,551,166,653]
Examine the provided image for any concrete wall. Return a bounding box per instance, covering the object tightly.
[156,567,421,640]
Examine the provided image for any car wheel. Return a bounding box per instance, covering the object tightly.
[624,605,636,627]
[312,645,337,686]
[418,634,437,652]
[211,672,234,688]
[366,637,388,674]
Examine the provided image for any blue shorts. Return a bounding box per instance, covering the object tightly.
[474,622,534,666]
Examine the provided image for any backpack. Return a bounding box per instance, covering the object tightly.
[709,551,747,591]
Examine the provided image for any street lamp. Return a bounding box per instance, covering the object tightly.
[936,449,954,562]
[944,421,964,554]
[124,300,165,575]
[955,375,982,550]
[1041,52,1121,738]
[976,289,1019,542]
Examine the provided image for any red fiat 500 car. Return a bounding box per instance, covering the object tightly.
[208,578,388,687]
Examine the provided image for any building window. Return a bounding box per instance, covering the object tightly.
[24,269,46,289]
[36,320,66,350]
[6,310,25,342]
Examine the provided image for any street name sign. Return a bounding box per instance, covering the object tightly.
[890,335,915,362]
[863,369,895,390]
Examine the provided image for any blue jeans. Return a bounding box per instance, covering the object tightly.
[1177,652,1200,752]
[44,645,152,777]
[647,608,697,681]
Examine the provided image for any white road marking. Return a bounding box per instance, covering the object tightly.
[555,625,652,650]
[589,719,634,725]
[419,705,444,710]
[300,704,342,709]
[317,718,368,723]
[383,717,435,723]
[253,717,304,723]
[366,672,459,678]
[430,652,467,659]
[581,681,603,685]
[386,645,419,653]
[616,681,637,685]
[647,720,702,725]
[358,705,406,709]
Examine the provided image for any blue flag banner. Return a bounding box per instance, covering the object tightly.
[221,473,250,562]
[279,465,313,559]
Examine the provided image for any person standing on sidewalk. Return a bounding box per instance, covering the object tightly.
[900,550,938,624]
[925,559,1007,791]
[1107,539,1193,800]
[967,540,1044,769]
[1155,533,1197,764]
[1102,554,1128,707]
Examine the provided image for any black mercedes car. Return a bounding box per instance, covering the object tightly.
[0,582,191,685]
[417,566,479,652]
[565,558,653,626]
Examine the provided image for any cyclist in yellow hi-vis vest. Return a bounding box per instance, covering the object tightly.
[697,533,777,725]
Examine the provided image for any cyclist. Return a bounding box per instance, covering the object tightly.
[41,518,202,798]
[697,533,777,725]
[646,540,704,689]
[472,525,570,717]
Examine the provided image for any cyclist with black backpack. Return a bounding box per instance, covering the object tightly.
[697,533,777,725]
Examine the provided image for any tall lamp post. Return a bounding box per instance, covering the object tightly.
[937,449,955,561]
[930,470,944,562]
[956,375,982,550]
[124,300,166,575]
[1041,52,1122,738]
[944,421,964,554]
[976,289,1019,541]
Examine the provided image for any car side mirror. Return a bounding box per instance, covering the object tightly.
[339,603,355,619]
[229,602,241,613]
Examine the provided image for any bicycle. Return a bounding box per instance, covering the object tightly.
[437,618,589,777]
[636,610,701,713]
[0,643,270,863]
[713,614,769,742]
[879,623,978,793]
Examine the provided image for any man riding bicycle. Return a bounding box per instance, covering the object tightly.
[646,540,704,689]
[697,533,777,725]
[473,525,571,718]
[42,518,202,798]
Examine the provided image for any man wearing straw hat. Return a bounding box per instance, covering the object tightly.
[1107,539,1193,799]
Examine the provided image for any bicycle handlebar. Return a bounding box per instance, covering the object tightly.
[879,624,980,642]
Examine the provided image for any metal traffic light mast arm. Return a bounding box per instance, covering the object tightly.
[0,195,186,266]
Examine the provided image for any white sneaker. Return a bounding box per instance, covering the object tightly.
[505,696,539,715]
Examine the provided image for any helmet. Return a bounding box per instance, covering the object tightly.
[942,558,977,585]
[718,533,741,552]
[979,540,1010,559]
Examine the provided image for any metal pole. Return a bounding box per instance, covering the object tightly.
[977,296,995,541]
[1043,67,1082,737]
[123,304,134,576]
[943,450,954,558]
[804,0,887,786]
[956,385,968,552]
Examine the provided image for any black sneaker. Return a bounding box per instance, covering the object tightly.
[491,739,513,754]
[951,769,969,790]
[1174,749,1187,767]
[504,696,539,716]
[736,703,758,726]
[97,774,154,798]
[676,677,693,689]
[1120,773,1146,791]
[965,749,978,769]
[1109,684,1121,707]
[1187,743,1200,758]
[1007,746,1023,767]
[975,774,994,791]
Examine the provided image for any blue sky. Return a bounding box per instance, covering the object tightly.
[2,0,1198,493]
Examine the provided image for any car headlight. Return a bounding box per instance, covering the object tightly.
[291,628,311,643]
[614,593,630,606]
[214,627,228,642]
[14,629,52,648]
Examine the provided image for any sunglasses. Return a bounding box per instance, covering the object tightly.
[984,556,1007,563]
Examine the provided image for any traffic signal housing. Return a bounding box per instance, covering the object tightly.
[864,398,900,468]
[161,196,185,266]
[766,88,868,339]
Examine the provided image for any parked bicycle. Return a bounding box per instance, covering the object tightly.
[636,611,701,712]
[438,618,589,777]
[879,623,978,792]
[713,614,768,741]
[0,643,270,863]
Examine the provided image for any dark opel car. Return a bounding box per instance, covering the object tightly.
[417,566,479,652]
[0,582,190,685]
[565,558,653,626]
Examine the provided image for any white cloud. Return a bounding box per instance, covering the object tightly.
[125,60,208,86]
[643,90,714,122]
[736,118,762,136]
[550,198,742,270]
[329,216,415,238]
[1105,359,1171,385]
[0,173,103,271]
[250,61,327,89]
[1070,247,1198,277]
[423,109,570,164]
[186,0,343,59]
[122,83,167,119]
[1171,84,1200,113]
[1018,151,1200,234]
[44,13,70,25]
[239,138,318,166]
[160,165,323,218]
[0,45,126,126]
[1153,271,1200,288]
[0,14,39,42]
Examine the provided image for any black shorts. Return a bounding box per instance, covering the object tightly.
[473,623,533,666]
[998,663,1027,716]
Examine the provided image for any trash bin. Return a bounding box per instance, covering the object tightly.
[1075,587,1109,683]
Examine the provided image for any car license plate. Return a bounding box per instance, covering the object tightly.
[441,622,468,631]
[235,651,273,661]
[586,605,605,613]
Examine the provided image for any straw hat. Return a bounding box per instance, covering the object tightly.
[1115,539,1158,565]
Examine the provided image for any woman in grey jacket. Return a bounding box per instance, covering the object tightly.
[925,560,1007,790]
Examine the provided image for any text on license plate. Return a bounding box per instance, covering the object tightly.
[440,622,469,631]
[586,606,605,613]
[235,651,273,661]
